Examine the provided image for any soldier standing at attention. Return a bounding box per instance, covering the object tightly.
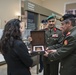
[43,15,63,75]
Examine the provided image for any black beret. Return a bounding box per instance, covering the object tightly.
[41,19,47,24]
[60,14,76,21]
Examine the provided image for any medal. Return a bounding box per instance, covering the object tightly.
[52,34,58,37]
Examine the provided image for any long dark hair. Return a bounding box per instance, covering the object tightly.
[0,19,21,54]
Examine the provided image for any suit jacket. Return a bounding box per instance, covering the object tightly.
[48,26,76,75]
[3,40,33,75]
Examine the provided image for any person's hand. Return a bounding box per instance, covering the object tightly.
[47,49,57,53]
[45,47,56,53]
[44,51,49,57]
[28,37,32,42]
[46,47,49,50]
[44,50,57,57]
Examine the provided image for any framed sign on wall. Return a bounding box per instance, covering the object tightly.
[64,2,76,15]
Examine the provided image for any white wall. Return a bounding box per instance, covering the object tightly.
[0,0,21,29]
[0,0,76,28]
[29,0,76,15]
[42,0,76,15]
[28,0,42,6]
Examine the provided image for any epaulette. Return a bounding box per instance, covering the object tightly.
[55,27,61,31]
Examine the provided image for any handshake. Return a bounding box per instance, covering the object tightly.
[44,48,57,57]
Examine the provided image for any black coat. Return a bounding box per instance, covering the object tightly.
[3,40,33,75]
[48,26,76,75]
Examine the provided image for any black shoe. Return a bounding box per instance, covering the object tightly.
[39,69,43,73]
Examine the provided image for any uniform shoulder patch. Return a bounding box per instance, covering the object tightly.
[56,27,61,31]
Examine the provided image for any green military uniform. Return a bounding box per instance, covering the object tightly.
[48,26,76,75]
[43,27,63,75]
[48,14,76,75]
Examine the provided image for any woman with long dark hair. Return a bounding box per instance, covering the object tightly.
[0,19,33,75]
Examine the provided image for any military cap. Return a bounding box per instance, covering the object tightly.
[47,14,56,20]
[60,14,76,21]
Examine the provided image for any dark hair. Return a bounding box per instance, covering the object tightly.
[63,18,76,27]
[0,19,21,54]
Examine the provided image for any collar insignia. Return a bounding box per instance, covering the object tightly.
[53,28,57,32]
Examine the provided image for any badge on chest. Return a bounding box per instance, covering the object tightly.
[52,34,58,37]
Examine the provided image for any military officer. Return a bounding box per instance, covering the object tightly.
[43,14,63,75]
[44,14,76,75]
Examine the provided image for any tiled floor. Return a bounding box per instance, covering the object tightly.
[0,64,60,75]
[0,65,7,75]
[0,64,43,75]
[31,66,43,75]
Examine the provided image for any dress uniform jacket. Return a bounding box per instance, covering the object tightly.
[3,40,33,75]
[43,27,63,75]
[48,26,76,75]
[44,27,63,63]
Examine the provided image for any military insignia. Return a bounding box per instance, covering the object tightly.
[52,34,58,37]
[53,28,57,32]
[66,32,71,36]
[64,40,68,45]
